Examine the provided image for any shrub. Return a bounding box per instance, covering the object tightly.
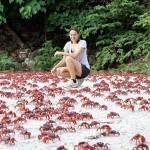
[31,40,61,71]
[0,54,21,71]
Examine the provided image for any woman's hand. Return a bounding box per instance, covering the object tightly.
[54,51,62,57]
[51,67,57,75]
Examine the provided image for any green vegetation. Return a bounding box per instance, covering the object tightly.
[0,0,149,73]
[118,52,150,74]
[0,54,21,71]
[31,41,61,71]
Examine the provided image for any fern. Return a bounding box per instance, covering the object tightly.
[32,40,61,71]
[0,54,21,71]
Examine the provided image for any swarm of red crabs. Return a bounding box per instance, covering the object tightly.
[0,72,149,149]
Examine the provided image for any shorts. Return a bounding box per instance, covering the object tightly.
[76,64,90,79]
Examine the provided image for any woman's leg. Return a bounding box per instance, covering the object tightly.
[56,67,70,78]
[55,56,82,79]
[65,56,82,80]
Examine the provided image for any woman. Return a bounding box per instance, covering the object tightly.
[51,27,90,89]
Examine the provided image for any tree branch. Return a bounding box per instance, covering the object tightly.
[3,24,27,49]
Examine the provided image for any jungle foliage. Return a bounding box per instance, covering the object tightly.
[0,0,149,73]
[0,54,21,71]
[31,41,62,71]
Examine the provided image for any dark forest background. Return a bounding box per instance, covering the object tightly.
[0,0,149,73]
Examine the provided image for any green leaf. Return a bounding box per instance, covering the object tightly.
[16,0,24,5]
[0,16,6,24]
[0,4,4,12]
[9,0,14,4]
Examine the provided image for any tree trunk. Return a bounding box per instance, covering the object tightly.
[3,24,27,49]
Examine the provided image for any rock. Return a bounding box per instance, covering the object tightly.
[89,54,96,65]
[28,50,40,59]
[18,51,27,62]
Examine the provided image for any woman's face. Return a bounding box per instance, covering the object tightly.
[69,30,79,43]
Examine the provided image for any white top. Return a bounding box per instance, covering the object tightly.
[63,40,90,69]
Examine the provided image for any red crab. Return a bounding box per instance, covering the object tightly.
[80,112,93,120]
[64,117,77,125]
[57,145,68,150]
[74,142,94,150]
[38,132,50,140]
[20,130,31,139]
[43,133,60,143]
[108,130,120,136]
[78,122,90,129]
[130,134,146,145]
[97,125,112,134]
[93,142,110,150]
[0,136,16,144]
[89,121,100,128]
[107,112,120,118]
[133,143,149,150]
[53,126,67,133]
[138,105,149,111]
[1,128,15,136]
[99,105,108,110]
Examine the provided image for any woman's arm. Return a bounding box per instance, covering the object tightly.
[53,56,66,69]
[54,47,84,59]
[51,56,66,75]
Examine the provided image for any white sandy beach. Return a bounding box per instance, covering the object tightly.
[0,72,149,150]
